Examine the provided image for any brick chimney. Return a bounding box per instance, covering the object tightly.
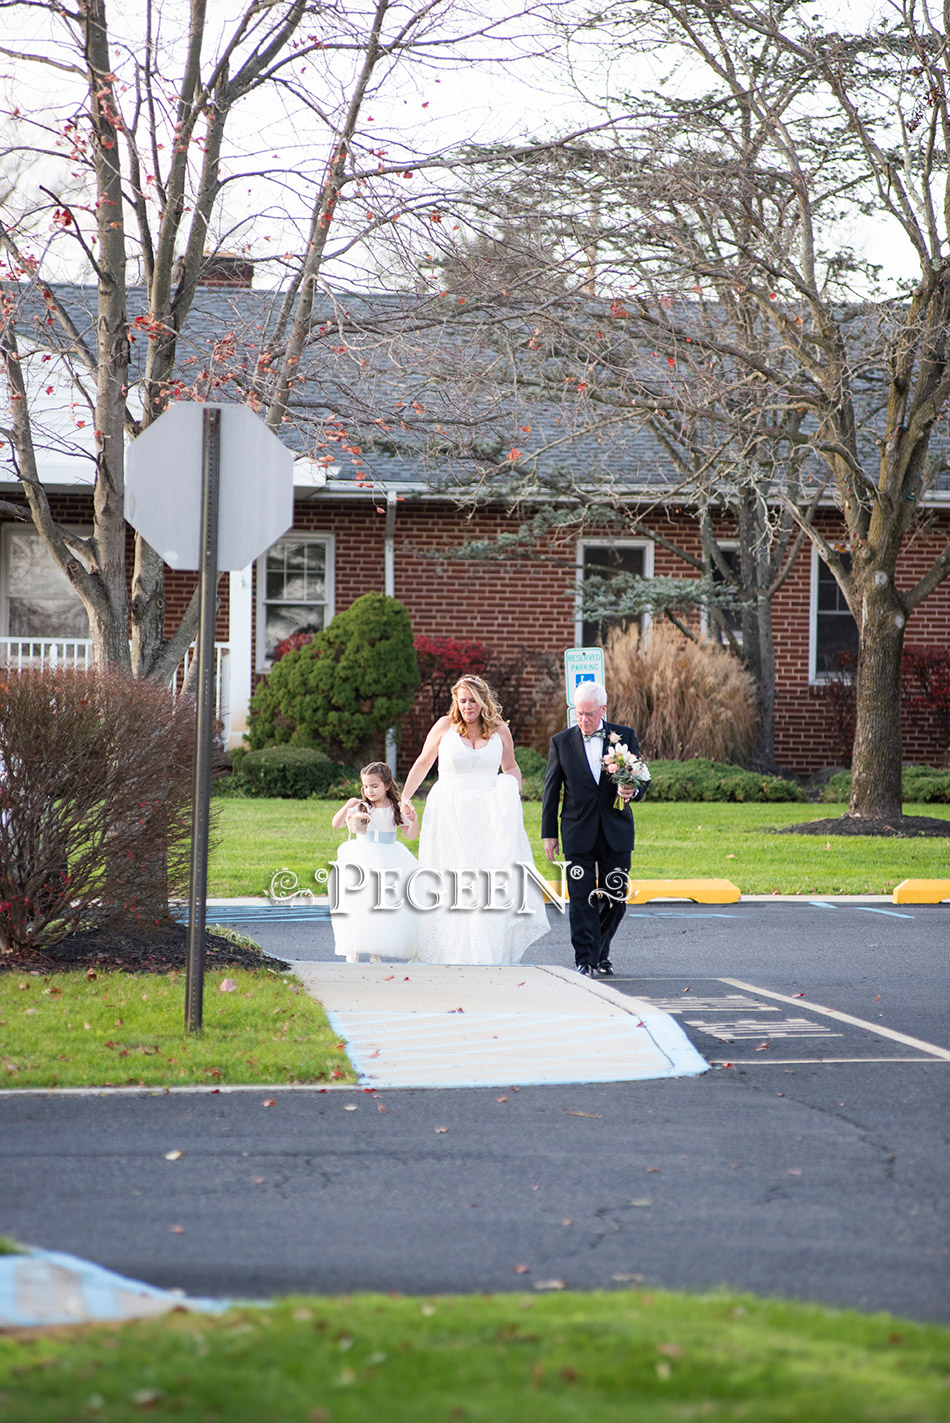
[175,253,254,288]
[199,253,254,288]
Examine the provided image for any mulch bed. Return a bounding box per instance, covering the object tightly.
[775,814,950,838]
[0,921,290,975]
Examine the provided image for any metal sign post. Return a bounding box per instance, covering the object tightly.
[185,408,221,1033]
[126,400,294,1034]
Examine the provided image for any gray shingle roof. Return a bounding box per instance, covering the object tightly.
[11,281,949,495]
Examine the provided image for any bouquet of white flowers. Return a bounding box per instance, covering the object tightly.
[602,733,651,810]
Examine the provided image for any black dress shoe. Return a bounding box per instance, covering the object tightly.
[575,963,595,977]
[595,961,615,977]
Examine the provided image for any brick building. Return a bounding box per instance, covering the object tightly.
[2,275,949,774]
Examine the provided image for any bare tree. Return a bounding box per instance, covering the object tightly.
[386,0,950,813]
[0,0,562,678]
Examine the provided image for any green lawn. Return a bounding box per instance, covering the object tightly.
[209,798,950,898]
[0,969,356,1089]
[2,1290,949,1422]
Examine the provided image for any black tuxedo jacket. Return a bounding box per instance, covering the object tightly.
[541,720,641,856]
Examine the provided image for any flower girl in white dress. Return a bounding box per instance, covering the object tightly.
[330,761,420,963]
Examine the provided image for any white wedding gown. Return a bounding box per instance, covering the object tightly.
[415,729,549,965]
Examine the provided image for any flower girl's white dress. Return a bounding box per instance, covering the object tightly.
[415,729,549,965]
[331,803,419,961]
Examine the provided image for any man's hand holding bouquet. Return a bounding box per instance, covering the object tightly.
[603,733,651,810]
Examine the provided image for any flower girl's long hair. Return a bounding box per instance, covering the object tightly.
[360,761,405,826]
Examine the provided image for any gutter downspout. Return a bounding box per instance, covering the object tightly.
[384,488,397,773]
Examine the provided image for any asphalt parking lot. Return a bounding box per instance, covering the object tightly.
[2,901,947,1321]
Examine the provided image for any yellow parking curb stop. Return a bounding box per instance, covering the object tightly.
[892,879,950,904]
[545,878,741,905]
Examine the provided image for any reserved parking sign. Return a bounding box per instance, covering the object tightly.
[563,647,606,706]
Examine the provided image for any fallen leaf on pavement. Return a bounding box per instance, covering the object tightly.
[513,1264,531,1274]
[496,1095,509,1102]
[788,1168,802,1175]
[562,1110,602,1118]
[261,1098,276,1107]
[561,1218,574,1226]
[342,1105,358,1112]
[612,1272,645,1283]
[629,1198,652,1207]
[755,1042,771,1051]
[534,1279,566,1291]
[163,1150,182,1161]
[169,1225,185,1234]
[434,1126,449,1133]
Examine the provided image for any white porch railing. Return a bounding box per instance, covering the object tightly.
[0,637,232,743]
[0,637,94,672]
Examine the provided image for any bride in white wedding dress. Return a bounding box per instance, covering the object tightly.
[400,676,549,966]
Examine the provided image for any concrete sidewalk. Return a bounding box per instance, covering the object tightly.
[289,961,708,1088]
[0,1248,229,1329]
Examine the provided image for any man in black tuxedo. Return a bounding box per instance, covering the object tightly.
[541,681,643,977]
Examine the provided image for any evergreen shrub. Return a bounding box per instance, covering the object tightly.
[240,746,338,799]
[247,593,419,759]
[514,746,547,777]
[820,766,950,804]
[647,758,804,803]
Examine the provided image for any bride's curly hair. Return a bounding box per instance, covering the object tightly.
[449,676,504,741]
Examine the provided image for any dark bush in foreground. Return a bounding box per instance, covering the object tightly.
[239,745,340,799]
[0,669,194,957]
[646,758,805,803]
[820,766,950,804]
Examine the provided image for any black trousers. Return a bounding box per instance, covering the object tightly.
[565,829,631,967]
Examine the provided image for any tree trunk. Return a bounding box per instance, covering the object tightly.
[746,596,777,772]
[849,573,906,820]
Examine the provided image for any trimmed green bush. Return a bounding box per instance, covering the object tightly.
[240,746,339,799]
[514,745,547,776]
[647,758,805,803]
[820,765,950,804]
[246,593,419,759]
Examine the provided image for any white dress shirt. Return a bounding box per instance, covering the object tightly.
[582,723,604,782]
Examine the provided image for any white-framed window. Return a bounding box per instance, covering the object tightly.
[0,523,90,637]
[574,539,654,647]
[706,542,743,646]
[255,532,334,671]
[809,545,858,683]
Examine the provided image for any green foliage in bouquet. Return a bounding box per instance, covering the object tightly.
[246,594,419,759]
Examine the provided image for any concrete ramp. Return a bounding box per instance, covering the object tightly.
[290,962,708,1089]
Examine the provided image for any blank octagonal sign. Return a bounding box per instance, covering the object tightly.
[125,402,294,571]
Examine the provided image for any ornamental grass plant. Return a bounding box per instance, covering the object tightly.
[605,623,758,764]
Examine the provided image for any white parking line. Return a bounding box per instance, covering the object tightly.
[720,978,950,1060]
